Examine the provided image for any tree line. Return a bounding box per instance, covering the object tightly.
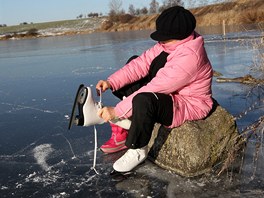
[76,0,184,20]
[107,0,230,16]
[105,0,184,24]
[109,0,184,16]
[75,0,232,19]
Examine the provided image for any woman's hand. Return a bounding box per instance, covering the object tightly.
[96,80,112,95]
[97,107,116,122]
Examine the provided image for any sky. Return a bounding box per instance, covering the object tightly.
[0,0,164,26]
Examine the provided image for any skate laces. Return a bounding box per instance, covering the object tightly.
[117,149,142,165]
[91,88,102,175]
[97,89,103,109]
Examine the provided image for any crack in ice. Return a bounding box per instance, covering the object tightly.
[1,102,56,114]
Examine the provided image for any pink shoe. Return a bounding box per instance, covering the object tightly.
[100,123,128,154]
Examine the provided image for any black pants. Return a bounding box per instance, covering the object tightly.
[113,52,173,149]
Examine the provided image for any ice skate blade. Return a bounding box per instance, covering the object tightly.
[110,169,135,182]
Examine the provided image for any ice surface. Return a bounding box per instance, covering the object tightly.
[0,30,263,197]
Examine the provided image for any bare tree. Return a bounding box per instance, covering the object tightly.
[77,14,83,19]
[128,4,136,15]
[109,0,123,15]
[135,8,141,15]
[88,12,99,18]
[163,0,184,8]
[140,7,148,15]
[185,0,196,8]
[149,0,159,14]
[159,0,184,12]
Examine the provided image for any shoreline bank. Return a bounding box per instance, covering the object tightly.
[1,0,263,41]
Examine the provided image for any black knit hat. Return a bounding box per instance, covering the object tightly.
[150,6,196,41]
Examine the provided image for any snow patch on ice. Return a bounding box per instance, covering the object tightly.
[33,144,54,171]
[1,186,8,190]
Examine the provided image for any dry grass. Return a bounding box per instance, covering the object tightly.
[102,0,264,33]
[240,10,264,24]
[233,26,264,177]
[193,0,264,27]
[248,24,264,75]
[213,21,264,177]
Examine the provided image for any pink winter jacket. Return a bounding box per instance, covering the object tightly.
[108,32,213,128]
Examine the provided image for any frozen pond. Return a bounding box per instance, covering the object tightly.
[0,30,263,197]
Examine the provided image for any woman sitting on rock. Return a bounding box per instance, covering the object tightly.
[96,6,213,172]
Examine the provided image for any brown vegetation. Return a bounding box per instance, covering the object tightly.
[101,14,157,32]
[193,0,264,26]
[102,0,264,32]
[216,75,264,84]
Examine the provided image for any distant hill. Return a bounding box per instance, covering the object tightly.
[0,0,263,40]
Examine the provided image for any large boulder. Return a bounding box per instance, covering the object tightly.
[148,100,244,177]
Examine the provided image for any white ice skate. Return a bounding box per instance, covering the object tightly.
[68,84,104,130]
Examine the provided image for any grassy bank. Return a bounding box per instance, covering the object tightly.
[0,17,105,36]
[0,19,83,34]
